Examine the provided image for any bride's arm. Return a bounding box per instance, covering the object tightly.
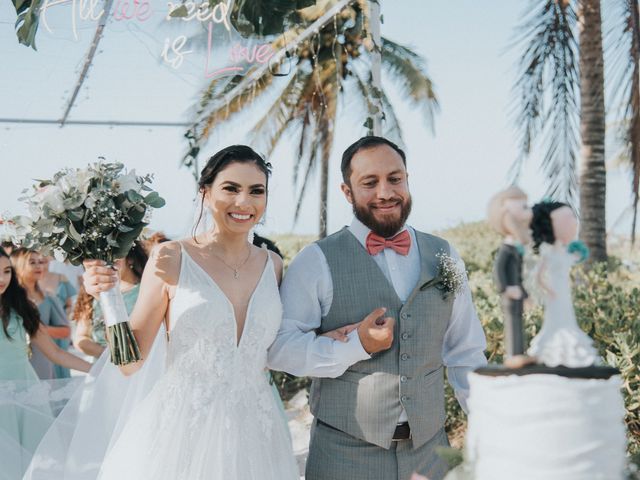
[83,242,181,376]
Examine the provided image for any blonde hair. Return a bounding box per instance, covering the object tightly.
[487,186,528,235]
[10,248,45,299]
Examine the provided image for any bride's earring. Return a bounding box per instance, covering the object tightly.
[248,226,255,244]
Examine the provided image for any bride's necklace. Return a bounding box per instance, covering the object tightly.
[207,243,252,279]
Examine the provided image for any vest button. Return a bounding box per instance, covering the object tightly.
[401,332,409,340]
[401,353,409,361]
[400,313,408,320]
[400,375,408,382]
[401,395,409,402]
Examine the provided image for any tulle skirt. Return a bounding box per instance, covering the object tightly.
[24,328,297,480]
[0,377,81,480]
[24,330,167,480]
[97,370,299,480]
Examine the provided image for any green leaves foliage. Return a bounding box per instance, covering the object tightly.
[11,0,43,49]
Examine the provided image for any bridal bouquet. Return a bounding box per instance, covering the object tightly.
[12,161,165,365]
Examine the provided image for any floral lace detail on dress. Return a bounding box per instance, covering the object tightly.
[156,248,282,440]
[81,247,298,480]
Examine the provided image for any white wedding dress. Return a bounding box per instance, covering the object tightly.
[94,246,298,479]
[527,243,599,367]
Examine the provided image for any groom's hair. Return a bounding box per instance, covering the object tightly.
[341,136,406,184]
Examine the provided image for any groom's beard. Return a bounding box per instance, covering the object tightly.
[353,195,412,238]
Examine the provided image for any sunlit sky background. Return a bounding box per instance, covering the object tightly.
[0,1,635,240]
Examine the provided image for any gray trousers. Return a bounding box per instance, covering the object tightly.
[501,297,524,356]
[305,420,450,480]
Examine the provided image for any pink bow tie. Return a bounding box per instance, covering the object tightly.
[365,230,411,256]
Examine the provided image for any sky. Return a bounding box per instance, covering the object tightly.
[0,0,635,240]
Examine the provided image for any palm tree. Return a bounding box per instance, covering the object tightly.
[512,0,640,262]
[182,0,438,237]
[614,0,640,245]
[578,0,606,261]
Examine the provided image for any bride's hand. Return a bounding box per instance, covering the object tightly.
[320,323,360,343]
[82,260,119,299]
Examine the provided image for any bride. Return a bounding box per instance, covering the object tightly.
[76,146,299,479]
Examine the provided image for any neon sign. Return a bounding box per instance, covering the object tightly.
[38,0,275,79]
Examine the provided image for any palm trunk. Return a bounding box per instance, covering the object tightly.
[319,153,329,238]
[629,0,640,246]
[578,0,607,263]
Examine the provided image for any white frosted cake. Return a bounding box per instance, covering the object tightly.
[464,368,627,480]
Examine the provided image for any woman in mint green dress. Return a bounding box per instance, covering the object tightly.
[10,248,73,380]
[40,256,78,379]
[73,244,147,358]
[0,248,91,480]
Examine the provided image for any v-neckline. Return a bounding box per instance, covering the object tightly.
[180,245,271,348]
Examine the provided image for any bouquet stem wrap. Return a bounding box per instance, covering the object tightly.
[100,276,141,366]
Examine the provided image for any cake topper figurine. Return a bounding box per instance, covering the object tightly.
[527,201,598,367]
[487,186,533,366]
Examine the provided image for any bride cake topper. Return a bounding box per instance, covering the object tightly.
[527,201,600,368]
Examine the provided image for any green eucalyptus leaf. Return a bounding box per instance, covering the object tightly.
[144,191,166,208]
[66,221,83,243]
[68,209,84,221]
[126,190,144,203]
[111,224,146,258]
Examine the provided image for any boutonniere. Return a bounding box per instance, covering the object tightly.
[421,251,467,300]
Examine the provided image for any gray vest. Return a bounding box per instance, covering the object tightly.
[310,227,453,449]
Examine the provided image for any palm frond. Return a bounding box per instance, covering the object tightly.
[380,38,439,134]
[510,0,580,203]
[181,68,277,172]
[350,70,405,148]
[293,59,339,225]
[182,26,310,172]
[606,0,640,243]
[290,57,339,183]
[294,105,313,188]
[249,69,313,158]
[315,79,339,237]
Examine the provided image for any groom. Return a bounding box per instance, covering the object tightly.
[268,136,487,480]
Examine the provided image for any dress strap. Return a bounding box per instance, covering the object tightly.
[164,242,187,343]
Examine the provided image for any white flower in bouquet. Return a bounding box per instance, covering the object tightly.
[57,169,92,210]
[57,168,92,196]
[114,170,142,194]
[35,185,66,216]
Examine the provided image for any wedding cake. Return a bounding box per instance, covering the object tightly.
[456,201,629,480]
[464,365,626,480]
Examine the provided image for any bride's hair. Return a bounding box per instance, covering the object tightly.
[193,145,272,238]
[0,248,41,339]
[530,201,568,253]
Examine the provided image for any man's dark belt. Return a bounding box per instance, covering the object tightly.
[391,422,411,441]
[317,420,411,441]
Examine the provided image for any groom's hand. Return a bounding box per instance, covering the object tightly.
[321,323,360,342]
[357,307,395,354]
